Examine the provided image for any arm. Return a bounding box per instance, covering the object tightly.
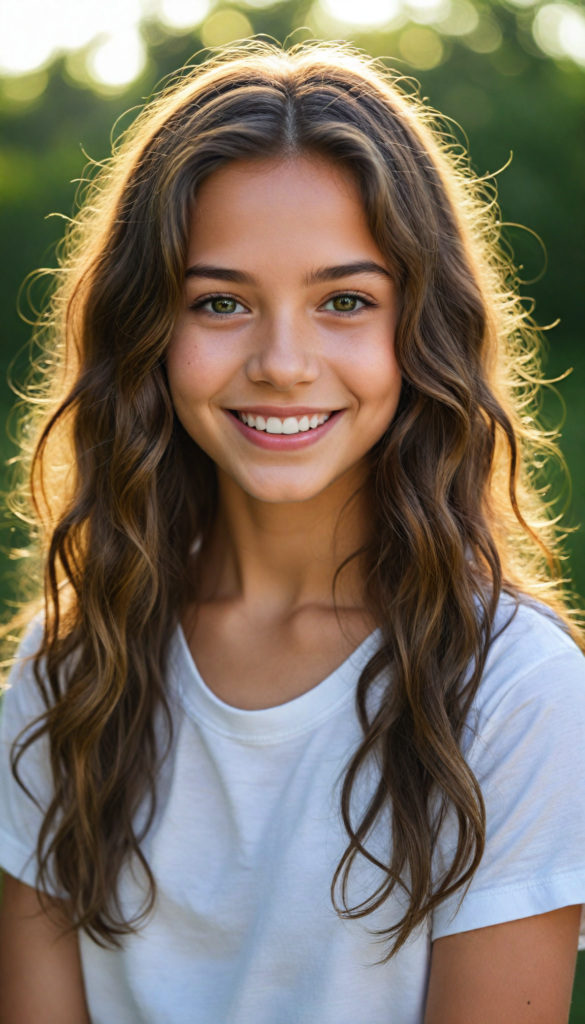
[425,904,581,1024]
[0,872,91,1024]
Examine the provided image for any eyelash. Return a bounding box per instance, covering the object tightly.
[189,292,247,317]
[322,290,377,316]
[189,290,377,317]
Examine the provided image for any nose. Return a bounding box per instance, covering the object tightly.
[245,310,320,392]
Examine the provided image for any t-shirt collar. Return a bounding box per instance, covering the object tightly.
[171,626,382,746]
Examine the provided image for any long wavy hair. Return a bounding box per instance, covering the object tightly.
[6,40,582,954]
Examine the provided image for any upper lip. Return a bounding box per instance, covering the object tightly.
[229,406,341,417]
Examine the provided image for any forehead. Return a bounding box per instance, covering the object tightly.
[187,156,384,273]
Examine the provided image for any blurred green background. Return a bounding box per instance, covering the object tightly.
[0,0,583,1014]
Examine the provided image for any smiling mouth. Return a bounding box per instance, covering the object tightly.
[231,411,334,435]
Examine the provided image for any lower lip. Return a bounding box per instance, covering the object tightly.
[227,411,343,451]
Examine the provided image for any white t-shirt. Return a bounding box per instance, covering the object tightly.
[2,597,585,1024]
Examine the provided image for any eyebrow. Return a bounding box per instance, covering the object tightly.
[185,263,257,284]
[304,261,391,285]
[184,259,391,286]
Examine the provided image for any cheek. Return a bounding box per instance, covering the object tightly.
[166,330,233,419]
[338,329,402,418]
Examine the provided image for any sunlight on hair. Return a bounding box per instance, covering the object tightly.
[5,37,582,963]
[533,2,585,64]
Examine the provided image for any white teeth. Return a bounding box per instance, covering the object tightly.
[237,412,331,433]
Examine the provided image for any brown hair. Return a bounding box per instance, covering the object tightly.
[8,40,582,955]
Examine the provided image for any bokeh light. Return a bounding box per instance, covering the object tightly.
[405,0,450,27]
[158,0,211,30]
[0,0,143,76]
[0,0,57,74]
[87,29,147,90]
[321,0,403,29]
[559,6,585,63]
[240,0,281,9]
[200,9,253,46]
[435,0,479,36]
[464,14,502,52]
[0,0,584,99]
[533,3,585,65]
[399,25,445,66]
[0,70,49,104]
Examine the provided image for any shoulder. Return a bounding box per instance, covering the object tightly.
[481,594,583,703]
[467,593,585,752]
[1,617,46,737]
[488,592,580,674]
[434,599,585,940]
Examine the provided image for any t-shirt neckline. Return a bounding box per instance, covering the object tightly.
[172,626,382,745]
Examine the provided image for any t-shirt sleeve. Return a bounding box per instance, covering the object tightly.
[432,623,585,945]
[0,619,60,893]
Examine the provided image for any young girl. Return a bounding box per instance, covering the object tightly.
[0,41,584,1024]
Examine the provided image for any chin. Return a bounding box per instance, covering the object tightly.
[239,470,332,505]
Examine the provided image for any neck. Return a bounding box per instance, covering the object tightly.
[200,462,371,617]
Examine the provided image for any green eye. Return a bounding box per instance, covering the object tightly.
[322,294,366,313]
[210,297,238,314]
[332,295,357,312]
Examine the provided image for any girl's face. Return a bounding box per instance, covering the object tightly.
[167,156,401,504]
